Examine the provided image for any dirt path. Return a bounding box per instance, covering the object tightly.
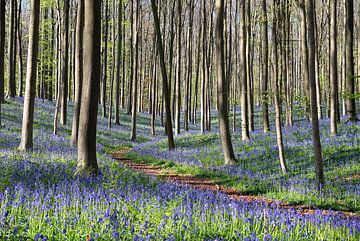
[112,149,359,219]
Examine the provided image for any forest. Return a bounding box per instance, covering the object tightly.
[0,0,359,240]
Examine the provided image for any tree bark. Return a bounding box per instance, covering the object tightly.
[150,0,175,150]
[261,0,270,133]
[329,0,338,135]
[272,0,288,174]
[71,0,84,147]
[60,0,70,125]
[0,0,5,103]
[7,0,17,98]
[240,0,249,141]
[174,0,182,135]
[344,0,357,121]
[216,0,236,165]
[305,0,325,190]
[77,0,101,175]
[18,0,40,151]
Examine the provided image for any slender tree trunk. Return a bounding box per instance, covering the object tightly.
[272,0,288,174]
[305,0,325,190]
[77,0,101,175]
[345,0,357,121]
[329,0,338,135]
[240,0,249,141]
[114,0,122,125]
[0,0,5,103]
[150,0,175,150]
[60,0,70,125]
[17,0,23,97]
[130,0,140,141]
[261,0,270,133]
[299,1,310,120]
[108,0,116,129]
[101,0,109,118]
[7,0,17,98]
[216,0,236,165]
[71,0,84,146]
[18,0,40,151]
[174,0,182,135]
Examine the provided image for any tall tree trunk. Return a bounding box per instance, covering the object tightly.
[175,0,182,135]
[272,0,288,174]
[0,0,5,103]
[261,0,270,133]
[60,0,70,125]
[108,0,116,129]
[216,0,236,165]
[299,1,310,120]
[150,0,175,150]
[345,0,357,121]
[305,0,325,190]
[17,0,23,97]
[329,0,338,135]
[7,0,17,98]
[101,0,109,118]
[240,0,249,141]
[71,0,84,147]
[115,0,122,125]
[18,0,40,151]
[130,0,140,141]
[77,0,101,175]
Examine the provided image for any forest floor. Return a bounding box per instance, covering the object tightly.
[112,148,360,219]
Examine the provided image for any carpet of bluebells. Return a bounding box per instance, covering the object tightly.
[132,106,360,214]
[0,98,359,240]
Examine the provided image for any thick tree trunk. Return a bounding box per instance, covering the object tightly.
[216,0,236,165]
[71,0,84,147]
[77,0,101,175]
[18,0,40,151]
[150,0,175,150]
[305,0,325,190]
[329,0,338,135]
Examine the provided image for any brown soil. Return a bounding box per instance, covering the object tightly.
[112,149,359,219]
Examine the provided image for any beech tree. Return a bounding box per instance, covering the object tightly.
[76,0,101,174]
[305,0,325,190]
[150,0,175,150]
[216,0,236,165]
[344,0,357,121]
[329,0,338,135]
[18,0,40,151]
[0,0,5,103]
[71,0,84,147]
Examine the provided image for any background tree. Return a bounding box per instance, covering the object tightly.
[18,0,40,151]
[0,0,5,103]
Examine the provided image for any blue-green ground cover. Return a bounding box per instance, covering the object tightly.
[0,98,359,240]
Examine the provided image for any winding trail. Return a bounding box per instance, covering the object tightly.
[112,148,360,219]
